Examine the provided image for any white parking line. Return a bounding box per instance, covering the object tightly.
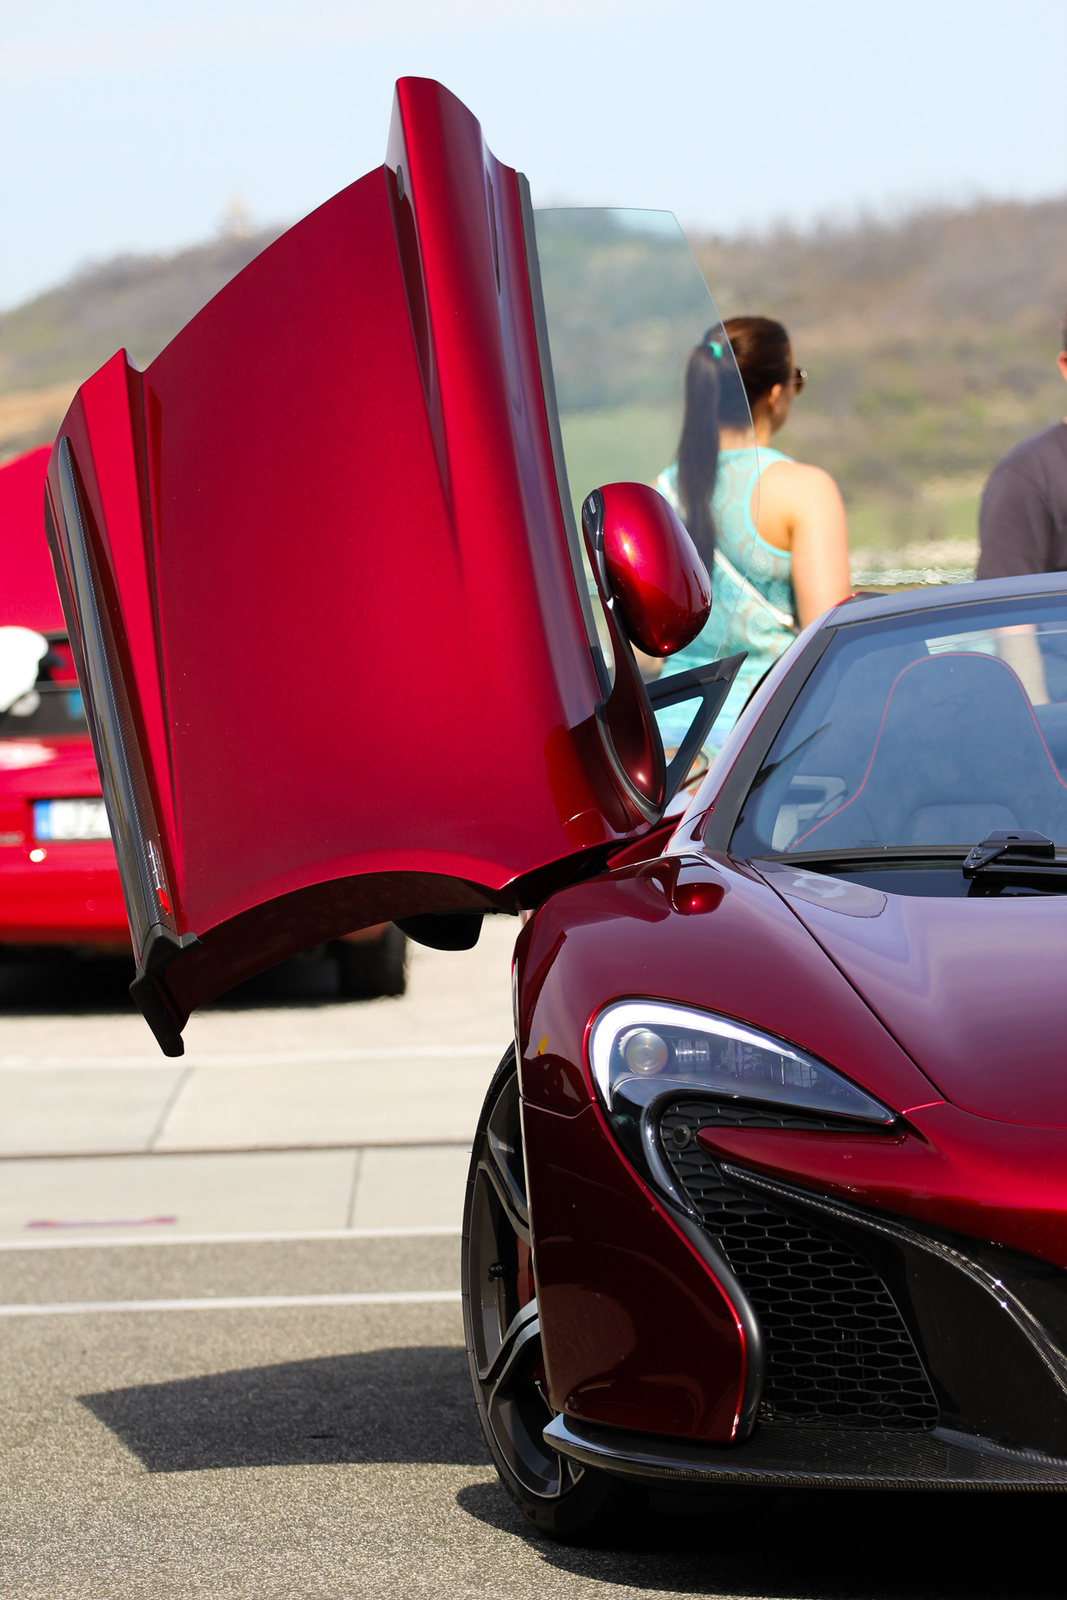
[0,1224,464,1252]
[0,1044,503,1071]
[0,1289,463,1317]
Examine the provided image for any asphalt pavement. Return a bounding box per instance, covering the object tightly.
[2,920,1067,1598]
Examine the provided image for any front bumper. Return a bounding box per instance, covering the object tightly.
[546,1413,1067,1491]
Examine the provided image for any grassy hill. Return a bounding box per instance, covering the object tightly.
[0,226,282,462]
[694,198,1067,578]
[4,198,1066,581]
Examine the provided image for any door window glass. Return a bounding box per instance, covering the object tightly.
[531,208,753,678]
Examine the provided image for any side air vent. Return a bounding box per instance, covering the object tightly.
[660,1101,939,1431]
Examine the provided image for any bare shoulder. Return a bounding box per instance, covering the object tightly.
[760,458,843,510]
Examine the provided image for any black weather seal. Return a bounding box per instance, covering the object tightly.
[129,926,200,1058]
[647,652,747,806]
[49,437,194,1054]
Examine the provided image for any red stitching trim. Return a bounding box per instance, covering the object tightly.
[787,651,1067,853]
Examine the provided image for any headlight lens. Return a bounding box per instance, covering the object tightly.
[590,1001,893,1124]
[619,1028,670,1075]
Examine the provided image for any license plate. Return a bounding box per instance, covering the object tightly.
[33,799,111,842]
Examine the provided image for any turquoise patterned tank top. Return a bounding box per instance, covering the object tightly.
[654,448,798,752]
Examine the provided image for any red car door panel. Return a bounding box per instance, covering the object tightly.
[45,78,646,1053]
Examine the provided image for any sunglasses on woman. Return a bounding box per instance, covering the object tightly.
[793,367,807,393]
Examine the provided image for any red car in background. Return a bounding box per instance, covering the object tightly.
[0,445,128,958]
[0,446,405,996]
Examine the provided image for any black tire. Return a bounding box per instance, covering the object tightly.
[462,1046,614,1537]
[332,926,408,999]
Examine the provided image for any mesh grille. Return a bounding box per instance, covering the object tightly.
[661,1101,939,1431]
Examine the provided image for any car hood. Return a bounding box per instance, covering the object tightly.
[757,863,1067,1127]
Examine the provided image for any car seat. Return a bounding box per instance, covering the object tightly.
[791,652,1067,851]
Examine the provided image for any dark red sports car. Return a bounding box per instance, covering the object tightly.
[45,78,1067,1532]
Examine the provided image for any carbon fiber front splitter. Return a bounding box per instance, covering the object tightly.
[544,1414,1067,1491]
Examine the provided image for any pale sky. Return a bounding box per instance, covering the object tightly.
[2,0,1066,310]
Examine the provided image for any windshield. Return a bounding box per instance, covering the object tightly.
[730,595,1067,858]
[0,684,87,738]
[531,207,755,686]
[0,636,87,739]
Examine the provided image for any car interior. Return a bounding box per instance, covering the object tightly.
[733,604,1067,864]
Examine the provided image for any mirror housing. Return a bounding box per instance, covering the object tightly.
[581,483,710,657]
[580,482,743,823]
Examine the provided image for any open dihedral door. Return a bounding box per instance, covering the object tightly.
[44,78,662,1055]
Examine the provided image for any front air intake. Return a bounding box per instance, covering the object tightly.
[660,1102,939,1431]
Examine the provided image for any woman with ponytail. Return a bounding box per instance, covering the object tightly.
[655,316,851,756]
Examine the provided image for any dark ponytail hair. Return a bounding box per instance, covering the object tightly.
[676,316,793,562]
[724,315,793,412]
[676,333,722,566]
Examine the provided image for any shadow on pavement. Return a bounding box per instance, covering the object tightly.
[80,1345,487,1472]
[0,953,138,1014]
[0,948,376,1016]
[457,1478,1064,1597]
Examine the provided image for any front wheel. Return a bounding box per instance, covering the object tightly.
[461,1047,613,1536]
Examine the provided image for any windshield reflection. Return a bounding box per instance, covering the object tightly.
[730,599,1067,858]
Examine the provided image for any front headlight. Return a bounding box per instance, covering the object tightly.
[589,1001,893,1125]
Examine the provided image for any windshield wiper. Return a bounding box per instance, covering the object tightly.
[963,830,1058,878]
[757,846,968,866]
[754,838,1067,882]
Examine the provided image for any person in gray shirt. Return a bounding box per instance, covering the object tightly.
[977,314,1067,578]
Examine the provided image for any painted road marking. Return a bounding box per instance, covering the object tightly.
[0,1289,462,1317]
[0,1139,473,1163]
[0,1225,463,1252]
[0,1044,503,1071]
[26,1216,178,1231]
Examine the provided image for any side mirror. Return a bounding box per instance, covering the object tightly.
[580,483,742,822]
[581,483,710,656]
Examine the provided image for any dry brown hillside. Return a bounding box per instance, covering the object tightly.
[3,198,1065,578]
[0,227,281,462]
[693,200,1067,576]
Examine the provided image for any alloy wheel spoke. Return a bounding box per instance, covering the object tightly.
[479,1150,531,1245]
[479,1158,530,1245]
[479,1297,540,1392]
